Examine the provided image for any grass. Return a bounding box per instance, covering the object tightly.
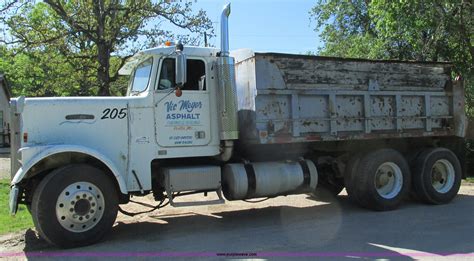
[465,177,474,183]
[0,179,33,235]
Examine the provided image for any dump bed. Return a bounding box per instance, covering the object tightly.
[232,49,466,145]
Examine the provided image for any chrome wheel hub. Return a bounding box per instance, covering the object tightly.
[56,182,105,232]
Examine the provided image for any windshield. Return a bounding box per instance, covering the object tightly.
[130,58,153,93]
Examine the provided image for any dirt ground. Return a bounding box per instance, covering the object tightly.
[0,184,473,260]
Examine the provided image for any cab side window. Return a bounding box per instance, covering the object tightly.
[184,59,206,91]
[157,58,206,91]
[158,58,175,90]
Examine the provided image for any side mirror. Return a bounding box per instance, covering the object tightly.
[175,52,187,87]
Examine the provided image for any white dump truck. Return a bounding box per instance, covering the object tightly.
[9,4,467,247]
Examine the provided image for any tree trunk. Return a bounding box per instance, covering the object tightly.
[97,42,111,96]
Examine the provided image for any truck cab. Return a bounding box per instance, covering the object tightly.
[8,4,245,247]
[120,45,231,192]
[9,44,236,195]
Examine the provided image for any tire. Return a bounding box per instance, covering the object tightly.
[352,149,411,211]
[344,153,363,205]
[412,148,461,204]
[31,164,119,248]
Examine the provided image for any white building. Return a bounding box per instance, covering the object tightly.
[0,74,11,147]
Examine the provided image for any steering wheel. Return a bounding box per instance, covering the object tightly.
[158,83,169,90]
[158,79,172,90]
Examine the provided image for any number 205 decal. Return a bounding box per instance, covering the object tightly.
[101,108,127,120]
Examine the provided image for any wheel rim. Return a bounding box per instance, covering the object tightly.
[56,182,105,232]
[374,162,403,199]
[431,159,455,194]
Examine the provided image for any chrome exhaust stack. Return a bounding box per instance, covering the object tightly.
[220,3,231,57]
[216,3,238,142]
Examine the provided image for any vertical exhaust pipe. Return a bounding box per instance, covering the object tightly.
[220,3,231,57]
[217,3,238,142]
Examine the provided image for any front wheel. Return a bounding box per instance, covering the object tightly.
[31,164,119,248]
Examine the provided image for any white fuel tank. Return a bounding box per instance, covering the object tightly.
[222,160,318,200]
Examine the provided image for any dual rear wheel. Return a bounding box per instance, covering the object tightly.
[412,148,462,204]
[345,149,410,211]
[344,147,461,211]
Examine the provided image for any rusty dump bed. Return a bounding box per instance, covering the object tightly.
[232,49,466,145]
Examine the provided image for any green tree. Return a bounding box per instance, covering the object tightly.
[3,0,213,96]
[0,45,86,97]
[311,0,473,113]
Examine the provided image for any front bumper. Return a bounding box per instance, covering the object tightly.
[9,185,19,215]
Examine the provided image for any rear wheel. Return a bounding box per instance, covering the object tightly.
[31,164,118,248]
[344,153,363,204]
[351,149,410,211]
[412,148,461,204]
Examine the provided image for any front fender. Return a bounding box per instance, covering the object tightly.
[11,144,128,194]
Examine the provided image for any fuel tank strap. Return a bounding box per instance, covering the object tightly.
[244,163,256,198]
[298,160,311,188]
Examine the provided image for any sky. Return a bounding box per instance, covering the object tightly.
[191,0,323,54]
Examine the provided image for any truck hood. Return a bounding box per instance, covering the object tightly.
[18,96,131,148]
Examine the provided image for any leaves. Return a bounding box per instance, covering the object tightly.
[1,0,213,96]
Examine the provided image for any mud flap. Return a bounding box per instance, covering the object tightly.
[9,185,19,215]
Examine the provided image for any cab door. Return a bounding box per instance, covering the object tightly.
[154,57,211,148]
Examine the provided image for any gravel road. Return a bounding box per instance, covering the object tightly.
[1,184,473,260]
